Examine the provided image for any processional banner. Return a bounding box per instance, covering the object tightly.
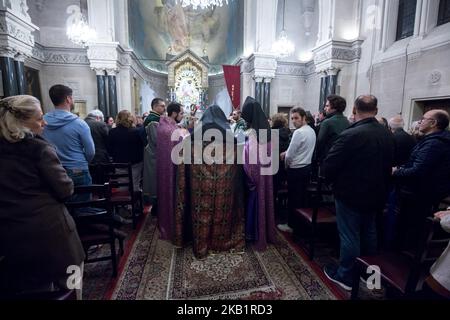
[223,65,241,109]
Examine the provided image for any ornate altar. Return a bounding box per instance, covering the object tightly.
[167,49,209,108]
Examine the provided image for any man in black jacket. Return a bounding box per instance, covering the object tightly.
[321,95,395,290]
[393,110,450,250]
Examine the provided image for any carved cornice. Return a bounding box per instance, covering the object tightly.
[0,8,38,57]
[87,43,120,72]
[313,40,363,73]
[31,44,89,65]
[275,60,317,78]
[244,53,278,79]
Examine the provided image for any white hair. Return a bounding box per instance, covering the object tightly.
[0,95,41,143]
[88,109,104,121]
[388,116,404,130]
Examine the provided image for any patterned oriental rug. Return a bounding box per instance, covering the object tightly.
[83,214,336,300]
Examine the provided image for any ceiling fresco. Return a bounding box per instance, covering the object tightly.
[128,0,244,74]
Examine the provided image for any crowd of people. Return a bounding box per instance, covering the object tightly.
[0,84,449,300]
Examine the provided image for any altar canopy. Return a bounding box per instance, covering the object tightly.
[167,49,209,109]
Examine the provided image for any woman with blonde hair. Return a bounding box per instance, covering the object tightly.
[0,95,85,298]
[107,110,144,192]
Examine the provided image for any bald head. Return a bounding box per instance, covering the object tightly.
[355,95,378,113]
[353,95,378,121]
[429,109,449,130]
[419,109,450,135]
[388,115,404,131]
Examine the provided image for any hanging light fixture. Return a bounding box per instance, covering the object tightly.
[178,0,229,10]
[66,4,97,47]
[272,0,295,58]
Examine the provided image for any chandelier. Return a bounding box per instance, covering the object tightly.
[66,5,96,47]
[178,0,229,10]
[272,0,295,58]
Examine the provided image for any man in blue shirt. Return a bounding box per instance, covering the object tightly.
[43,85,95,187]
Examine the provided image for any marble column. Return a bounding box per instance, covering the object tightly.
[254,77,264,106]
[107,70,118,118]
[327,68,340,96]
[0,50,18,97]
[263,78,271,117]
[95,69,108,116]
[319,72,328,112]
[14,55,26,95]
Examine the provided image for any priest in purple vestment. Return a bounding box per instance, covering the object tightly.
[241,97,276,251]
[156,102,185,241]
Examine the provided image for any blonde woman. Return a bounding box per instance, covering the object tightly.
[107,110,144,192]
[0,95,85,299]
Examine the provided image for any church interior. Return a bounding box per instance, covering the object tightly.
[0,0,450,302]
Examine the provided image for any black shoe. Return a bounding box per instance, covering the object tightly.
[323,264,352,291]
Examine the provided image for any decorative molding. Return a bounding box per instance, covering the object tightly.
[429,70,442,85]
[31,44,89,65]
[313,40,363,73]
[246,53,278,79]
[0,8,38,57]
[277,63,305,76]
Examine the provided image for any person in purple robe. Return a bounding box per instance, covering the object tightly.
[156,102,185,241]
[241,97,276,251]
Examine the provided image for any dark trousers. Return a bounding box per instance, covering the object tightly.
[287,165,311,228]
[335,199,378,285]
[396,190,434,252]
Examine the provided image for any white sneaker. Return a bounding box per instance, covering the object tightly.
[277,224,293,233]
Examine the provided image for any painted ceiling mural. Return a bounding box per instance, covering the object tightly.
[128,0,244,74]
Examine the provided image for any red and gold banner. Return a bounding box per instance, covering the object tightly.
[222,65,241,109]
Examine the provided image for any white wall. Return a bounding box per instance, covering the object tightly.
[39,64,97,112]
[355,0,450,126]
[304,73,321,112]
[271,76,307,113]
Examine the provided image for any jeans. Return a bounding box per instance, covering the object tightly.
[335,199,378,284]
[65,169,92,203]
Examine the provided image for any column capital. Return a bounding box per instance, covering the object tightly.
[253,76,264,83]
[106,69,119,77]
[14,52,27,62]
[93,68,106,76]
[318,70,328,77]
[326,67,340,76]
[0,47,16,58]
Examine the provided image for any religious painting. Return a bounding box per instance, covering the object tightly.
[128,0,244,74]
[24,66,43,103]
[73,100,87,119]
[174,60,202,106]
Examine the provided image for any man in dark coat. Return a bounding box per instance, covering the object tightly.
[321,95,395,290]
[85,109,109,164]
[393,110,450,250]
[316,95,350,165]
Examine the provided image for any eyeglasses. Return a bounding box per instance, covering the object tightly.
[420,117,436,123]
